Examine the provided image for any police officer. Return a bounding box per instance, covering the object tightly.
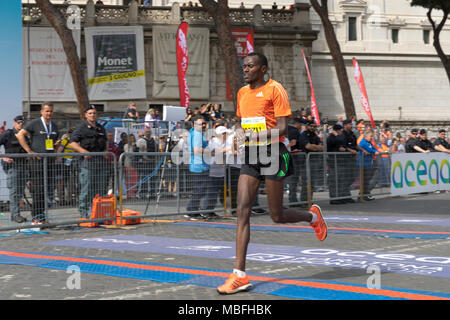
[69,105,108,218]
[0,116,28,223]
[339,119,358,203]
[434,129,450,153]
[297,121,323,204]
[412,129,433,153]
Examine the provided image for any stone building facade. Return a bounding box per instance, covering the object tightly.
[22,0,317,118]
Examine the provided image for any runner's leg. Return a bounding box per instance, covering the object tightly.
[265,178,313,223]
[235,174,260,272]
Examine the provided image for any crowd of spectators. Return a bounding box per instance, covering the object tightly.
[1,102,449,220]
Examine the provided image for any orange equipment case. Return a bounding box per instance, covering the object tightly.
[116,209,142,225]
[79,194,116,227]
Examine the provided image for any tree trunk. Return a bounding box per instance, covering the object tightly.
[310,0,356,119]
[427,7,450,83]
[35,0,89,118]
[199,0,245,110]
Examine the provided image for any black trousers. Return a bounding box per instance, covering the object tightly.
[29,158,55,221]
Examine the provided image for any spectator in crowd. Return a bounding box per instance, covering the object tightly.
[412,129,433,153]
[433,129,450,153]
[185,108,193,122]
[69,105,108,219]
[356,119,366,136]
[144,108,156,129]
[405,128,419,153]
[327,124,347,204]
[17,102,60,227]
[154,109,161,120]
[143,0,152,7]
[377,134,390,187]
[95,0,104,5]
[123,133,139,199]
[339,119,358,203]
[56,127,77,206]
[297,121,323,204]
[185,117,210,220]
[272,2,278,9]
[211,104,224,122]
[106,131,120,192]
[357,130,379,201]
[299,108,308,123]
[136,127,158,199]
[118,132,128,154]
[124,102,139,121]
[202,125,228,219]
[285,118,303,205]
[0,115,28,223]
[336,115,344,127]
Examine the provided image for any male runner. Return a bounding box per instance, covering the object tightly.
[217,52,328,295]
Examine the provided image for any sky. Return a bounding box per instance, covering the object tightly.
[0,0,22,129]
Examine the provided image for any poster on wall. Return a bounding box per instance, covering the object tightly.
[1,0,22,201]
[22,27,80,101]
[152,25,209,101]
[85,26,146,101]
[391,153,450,196]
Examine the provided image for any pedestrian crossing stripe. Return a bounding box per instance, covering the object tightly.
[88,70,145,86]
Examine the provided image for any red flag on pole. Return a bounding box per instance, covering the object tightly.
[353,57,375,128]
[176,22,190,108]
[301,49,320,125]
[246,33,254,54]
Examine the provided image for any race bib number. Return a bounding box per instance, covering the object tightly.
[241,117,267,133]
[241,117,269,146]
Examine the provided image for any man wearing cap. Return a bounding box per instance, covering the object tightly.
[69,105,108,219]
[405,129,419,153]
[433,129,450,153]
[202,125,228,219]
[297,121,323,204]
[338,119,358,203]
[0,116,28,223]
[327,124,346,204]
[412,129,433,153]
[17,102,60,226]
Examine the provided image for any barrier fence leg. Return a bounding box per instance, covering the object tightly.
[359,165,364,202]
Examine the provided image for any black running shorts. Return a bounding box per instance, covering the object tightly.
[240,142,294,181]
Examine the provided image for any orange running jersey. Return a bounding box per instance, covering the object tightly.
[236,79,292,143]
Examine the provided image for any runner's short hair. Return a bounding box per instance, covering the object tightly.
[247,52,268,68]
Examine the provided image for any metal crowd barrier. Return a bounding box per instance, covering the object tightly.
[0,152,117,232]
[0,150,396,233]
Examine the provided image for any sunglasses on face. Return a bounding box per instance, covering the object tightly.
[16,121,24,124]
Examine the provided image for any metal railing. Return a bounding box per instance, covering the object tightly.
[0,150,401,233]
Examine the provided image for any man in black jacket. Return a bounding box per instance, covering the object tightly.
[339,119,358,203]
[412,129,433,153]
[0,116,28,223]
[69,105,108,218]
[297,121,323,203]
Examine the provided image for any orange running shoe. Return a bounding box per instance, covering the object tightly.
[217,273,252,295]
[310,204,328,241]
